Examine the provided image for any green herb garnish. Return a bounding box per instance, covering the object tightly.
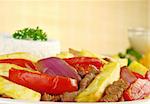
[126,48,143,60]
[13,27,48,41]
[118,48,143,65]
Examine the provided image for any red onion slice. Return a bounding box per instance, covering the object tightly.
[36,57,81,81]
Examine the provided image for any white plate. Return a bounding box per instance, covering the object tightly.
[0,98,149,104]
[0,33,149,104]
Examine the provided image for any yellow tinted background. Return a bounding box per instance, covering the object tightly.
[0,0,149,54]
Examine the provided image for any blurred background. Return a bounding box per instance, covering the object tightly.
[0,0,149,55]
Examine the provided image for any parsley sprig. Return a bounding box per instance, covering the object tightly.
[118,48,143,65]
[13,27,48,41]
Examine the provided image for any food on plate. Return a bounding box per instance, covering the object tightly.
[0,52,39,70]
[76,62,120,102]
[56,51,74,58]
[0,52,39,63]
[9,69,78,95]
[118,48,143,65]
[120,66,137,86]
[0,59,36,70]
[123,78,150,101]
[0,76,41,101]
[63,57,103,74]
[0,63,38,77]
[58,48,107,64]
[69,48,100,57]
[146,71,150,80]
[112,55,128,67]
[36,57,81,81]
[128,61,148,76]
[0,49,149,102]
[100,79,128,102]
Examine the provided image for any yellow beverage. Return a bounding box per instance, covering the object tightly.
[140,52,150,69]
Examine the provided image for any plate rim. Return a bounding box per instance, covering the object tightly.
[0,98,149,104]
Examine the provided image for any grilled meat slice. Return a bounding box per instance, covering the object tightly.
[41,92,79,102]
[61,91,79,102]
[120,66,137,85]
[77,67,87,77]
[100,94,118,102]
[100,79,128,102]
[61,66,99,102]
[79,65,99,90]
[77,65,99,77]
[41,93,61,101]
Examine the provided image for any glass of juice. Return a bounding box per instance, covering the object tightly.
[128,28,149,54]
[128,28,150,68]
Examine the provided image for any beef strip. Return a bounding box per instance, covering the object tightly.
[120,66,137,86]
[77,64,100,78]
[41,93,61,101]
[41,91,80,102]
[61,66,99,102]
[77,67,87,77]
[61,91,79,102]
[100,94,119,102]
[100,79,128,102]
[79,66,99,90]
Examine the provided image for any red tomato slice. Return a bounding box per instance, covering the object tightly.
[132,72,145,79]
[123,90,133,101]
[63,57,103,73]
[9,68,78,94]
[0,59,36,70]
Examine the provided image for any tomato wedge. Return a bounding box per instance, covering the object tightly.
[9,69,78,94]
[63,57,103,73]
[123,78,150,101]
[0,59,36,70]
[132,72,145,79]
[123,90,132,101]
